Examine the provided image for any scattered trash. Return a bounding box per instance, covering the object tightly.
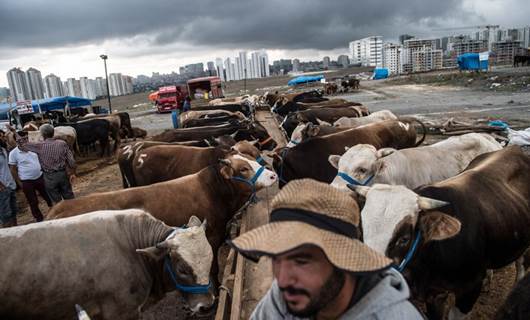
[490,83,501,88]
[488,120,509,130]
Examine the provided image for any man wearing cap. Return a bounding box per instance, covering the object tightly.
[230,179,422,319]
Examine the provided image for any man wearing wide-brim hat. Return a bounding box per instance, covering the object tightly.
[229,179,422,319]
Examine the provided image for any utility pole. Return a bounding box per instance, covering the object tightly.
[99,54,112,113]
[244,68,247,93]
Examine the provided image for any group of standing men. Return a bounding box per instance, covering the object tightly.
[0,124,76,227]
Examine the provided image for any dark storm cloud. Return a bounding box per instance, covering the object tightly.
[0,0,469,50]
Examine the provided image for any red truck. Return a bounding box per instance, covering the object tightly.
[155,85,188,113]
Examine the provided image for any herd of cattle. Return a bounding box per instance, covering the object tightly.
[0,89,529,319]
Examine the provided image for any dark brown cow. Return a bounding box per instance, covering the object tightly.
[324,83,338,95]
[495,272,530,320]
[281,107,365,137]
[350,146,530,320]
[285,122,345,147]
[274,120,422,186]
[48,155,277,281]
[129,141,264,187]
[273,98,361,117]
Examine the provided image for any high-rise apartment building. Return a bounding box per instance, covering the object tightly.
[25,68,45,100]
[337,55,350,68]
[292,59,300,72]
[215,58,225,81]
[43,74,64,98]
[7,67,31,102]
[402,39,442,73]
[323,56,330,69]
[109,73,124,97]
[349,36,383,67]
[383,43,402,74]
[206,61,216,76]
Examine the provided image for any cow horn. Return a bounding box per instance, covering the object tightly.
[417,196,450,211]
[347,185,371,198]
[219,158,231,166]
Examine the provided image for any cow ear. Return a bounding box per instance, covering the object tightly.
[187,215,202,227]
[307,125,320,137]
[220,166,234,179]
[136,246,168,261]
[418,212,461,242]
[376,148,396,158]
[328,155,340,169]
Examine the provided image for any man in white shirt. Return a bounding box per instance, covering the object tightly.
[0,136,17,227]
[9,132,53,222]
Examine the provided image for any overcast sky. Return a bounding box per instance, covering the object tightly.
[0,0,528,87]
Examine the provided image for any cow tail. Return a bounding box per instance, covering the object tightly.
[399,116,426,147]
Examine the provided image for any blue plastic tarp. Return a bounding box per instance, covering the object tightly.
[372,68,389,80]
[32,96,93,112]
[457,53,488,71]
[288,75,324,86]
[0,103,11,120]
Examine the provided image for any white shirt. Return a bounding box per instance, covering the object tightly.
[8,147,43,181]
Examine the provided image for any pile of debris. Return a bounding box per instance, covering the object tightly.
[424,118,506,136]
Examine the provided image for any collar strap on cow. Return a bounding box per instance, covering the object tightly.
[164,256,211,294]
[395,230,422,273]
[258,136,273,147]
[270,208,359,239]
[288,139,299,146]
[255,156,266,166]
[231,165,266,202]
[339,172,374,186]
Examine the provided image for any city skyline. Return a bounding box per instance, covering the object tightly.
[1,0,529,87]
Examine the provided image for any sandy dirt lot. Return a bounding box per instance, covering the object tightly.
[11,73,530,319]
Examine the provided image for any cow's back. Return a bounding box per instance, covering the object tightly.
[416,146,530,272]
[0,210,158,319]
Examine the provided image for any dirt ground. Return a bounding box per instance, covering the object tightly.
[11,68,530,319]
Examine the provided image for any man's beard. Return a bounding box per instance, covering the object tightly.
[281,268,346,318]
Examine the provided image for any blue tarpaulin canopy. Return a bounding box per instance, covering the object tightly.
[0,103,11,120]
[457,53,488,71]
[288,75,324,86]
[32,96,93,112]
[372,68,389,80]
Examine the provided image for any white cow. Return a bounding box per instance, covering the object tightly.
[0,209,214,319]
[330,133,502,191]
[333,109,397,128]
[28,126,78,151]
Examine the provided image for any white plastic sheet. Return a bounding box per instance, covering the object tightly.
[508,127,530,146]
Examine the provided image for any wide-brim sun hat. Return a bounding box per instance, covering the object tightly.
[229,179,392,273]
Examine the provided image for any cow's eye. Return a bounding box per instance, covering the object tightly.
[396,236,410,247]
[241,167,249,172]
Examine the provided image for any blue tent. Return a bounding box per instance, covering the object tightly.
[457,53,488,71]
[372,68,389,80]
[0,103,11,120]
[32,96,93,112]
[288,75,324,86]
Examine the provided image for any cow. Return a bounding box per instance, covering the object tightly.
[286,122,344,147]
[330,133,502,191]
[495,272,530,320]
[272,98,360,117]
[273,119,423,186]
[48,155,277,282]
[179,110,246,127]
[57,119,110,157]
[125,140,265,187]
[118,139,232,188]
[341,78,360,91]
[149,120,277,151]
[281,107,366,137]
[0,209,214,319]
[78,114,121,152]
[192,103,253,117]
[130,127,147,139]
[27,125,79,152]
[182,114,245,128]
[333,110,398,128]
[348,146,530,320]
[324,82,338,95]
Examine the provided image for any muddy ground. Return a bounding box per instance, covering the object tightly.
[12,74,530,319]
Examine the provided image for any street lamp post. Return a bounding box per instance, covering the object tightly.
[99,54,112,114]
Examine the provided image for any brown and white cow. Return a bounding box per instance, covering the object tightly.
[286,122,345,148]
[48,155,277,279]
[333,109,397,128]
[330,133,502,191]
[128,140,266,187]
[349,146,530,320]
[0,209,214,319]
[273,119,424,186]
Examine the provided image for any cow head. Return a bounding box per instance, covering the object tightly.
[348,184,461,268]
[230,140,268,165]
[136,216,214,316]
[329,144,394,190]
[237,122,277,151]
[219,155,277,190]
[287,123,320,148]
